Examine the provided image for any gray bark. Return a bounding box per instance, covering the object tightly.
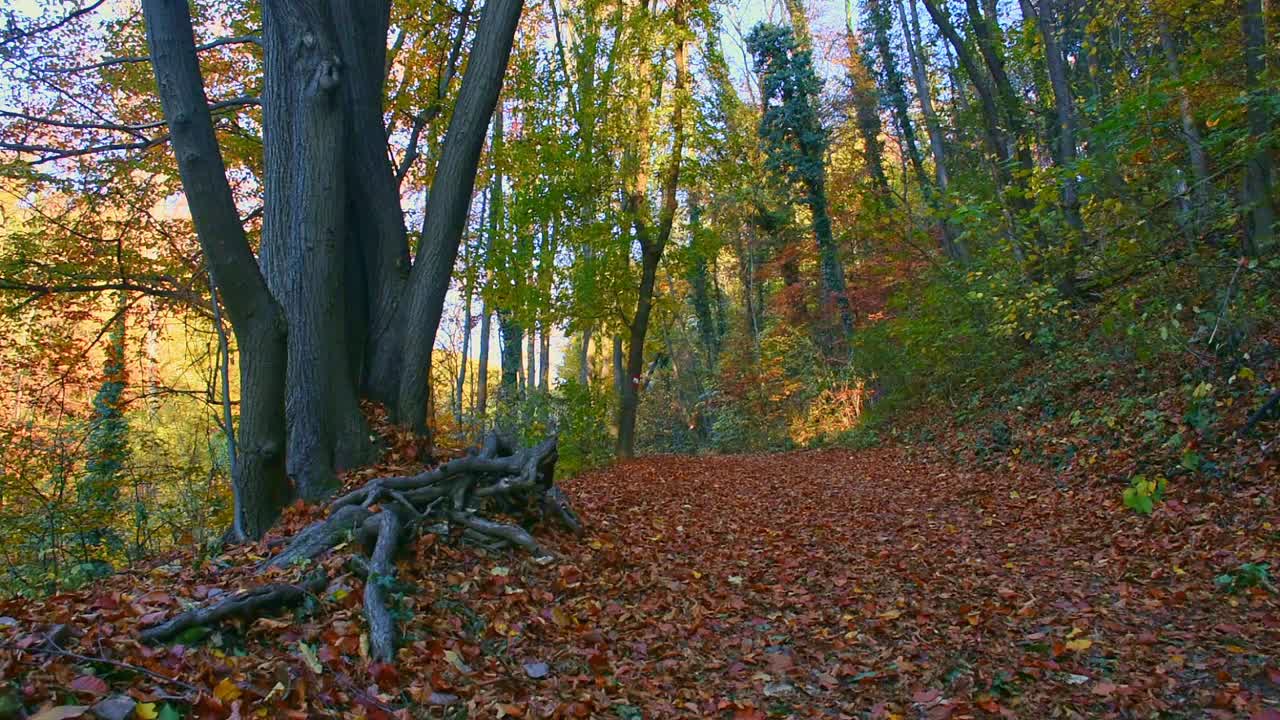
[1024,0,1086,237]
[142,0,290,539]
[1157,19,1211,228]
[1242,0,1274,255]
[395,0,525,432]
[261,0,372,501]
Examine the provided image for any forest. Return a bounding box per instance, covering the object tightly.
[0,0,1277,716]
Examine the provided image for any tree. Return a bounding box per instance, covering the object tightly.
[140,0,524,526]
[747,23,855,342]
[616,0,690,459]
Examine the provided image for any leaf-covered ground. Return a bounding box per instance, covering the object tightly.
[3,445,1278,718]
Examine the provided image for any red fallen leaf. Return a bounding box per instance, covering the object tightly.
[67,675,107,696]
[369,662,399,690]
[1250,710,1280,720]
[136,610,168,626]
[1092,682,1117,696]
[912,689,943,705]
[732,708,766,720]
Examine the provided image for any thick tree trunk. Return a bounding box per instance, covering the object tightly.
[143,0,291,538]
[327,0,412,407]
[395,0,525,432]
[1242,0,1274,255]
[261,0,372,502]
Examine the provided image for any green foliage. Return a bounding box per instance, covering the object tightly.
[1214,563,1275,594]
[1122,474,1168,515]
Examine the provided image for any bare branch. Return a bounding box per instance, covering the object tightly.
[44,34,261,75]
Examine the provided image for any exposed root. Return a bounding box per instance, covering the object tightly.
[140,571,327,644]
[138,433,580,666]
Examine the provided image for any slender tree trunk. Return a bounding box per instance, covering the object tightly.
[1242,0,1274,255]
[476,309,491,415]
[143,0,290,538]
[899,0,968,261]
[455,283,473,422]
[526,326,537,394]
[1157,19,1211,230]
[616,1,688,459]
[868,0,928,190]
[612,335,624,399]
[539,322,551,392]
[1024,0,1086,238]
[842,0,893,201]
[395,0,525,432]
[577,324,592,385]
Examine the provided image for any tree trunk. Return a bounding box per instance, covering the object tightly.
[612,335,624,399]
[842,0,893,202]
[395,0,525,432]
[476,308,491,415]
[327,0,412,408]
[1024,0,1086,238]
[577,324,592,385]
[899,0,968,261]
[808,174,855,339]
[868,0,928,192]
[142,0,290,538]
[261,0,372,502]
[1241,0,1274,255]
[539,322,551,392]
[616,1,687,460]
[498,309,522,403]
[455,280,473,422]
[1157,18,1211,231]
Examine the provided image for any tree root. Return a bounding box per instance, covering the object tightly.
[140,571,327,644]
[138,433,581,666]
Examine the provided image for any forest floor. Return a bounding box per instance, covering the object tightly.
[3,445,1279,719]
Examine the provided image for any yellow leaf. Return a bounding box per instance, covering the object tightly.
[213,677,242,703]
[134,703,158,720]
[1065,639,1093,652]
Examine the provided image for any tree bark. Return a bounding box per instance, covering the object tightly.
[1241,0,1274,255]
[898,0,968,261]
[261,0,372,501]
[1024,0,1085,238]
[395,0,525,432]
[1157,18,1211,230]
[142,0,290,539]
[616,0,687,459]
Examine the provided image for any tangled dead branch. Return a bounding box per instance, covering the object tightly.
[139,433,581,664]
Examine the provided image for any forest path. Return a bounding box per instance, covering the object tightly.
[536,446,1279,718]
